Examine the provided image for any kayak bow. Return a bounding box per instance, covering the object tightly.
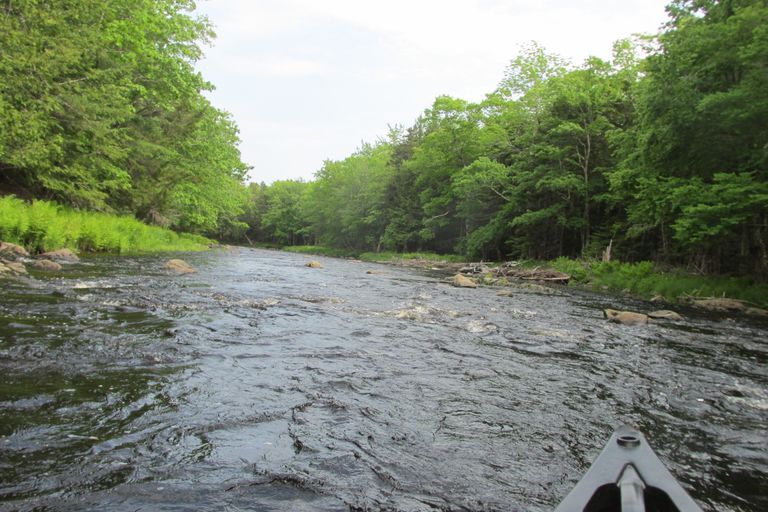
[555,426,704,512]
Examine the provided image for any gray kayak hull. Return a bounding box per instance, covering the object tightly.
[555,427,704,512]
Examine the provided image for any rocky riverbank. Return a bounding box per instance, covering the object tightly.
[363,254,768,321]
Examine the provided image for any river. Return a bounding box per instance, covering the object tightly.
[0,249,766,511]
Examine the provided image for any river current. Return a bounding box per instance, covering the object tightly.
[0,249,766,511]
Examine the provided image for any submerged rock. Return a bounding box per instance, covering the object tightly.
[604,309,648,325]
[648,310,684,321]
[452,274,477,288]
[0,242,29,260]
[39,248,80,262]
[165,259,196,274]
[32,259,63,271]
[306,261,323,268]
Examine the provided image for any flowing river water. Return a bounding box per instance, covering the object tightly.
[0,249,766,511]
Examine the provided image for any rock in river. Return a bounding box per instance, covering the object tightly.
[0,241,29,260]
[39,248,80,262]
[692,298,746,312]
[604,309,648,325]
[306,261,323,268]
[452,274,477,288]
[32,259,63,271]
[3,261,28,275]
[165,259,196,274]
[648,310,684,321]
[691,298,768,317]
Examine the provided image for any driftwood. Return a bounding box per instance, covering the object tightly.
[508,268,571,284]
[456,262,570,284]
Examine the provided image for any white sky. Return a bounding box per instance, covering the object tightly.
[193,0,670,184]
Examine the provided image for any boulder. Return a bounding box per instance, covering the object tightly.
[32,259,63,271]
[647,310,683,321]
[39,248,79,262]
[0,242,29,260]
[745,307,768,317]
[452,274,477,288]
[3,261,27,275]
[692,298,746,312]
[165,259,196,274]
[306,261,323,268]
[496,290,514,297]
[604,309,648,326]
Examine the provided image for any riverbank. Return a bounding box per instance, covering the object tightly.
[283,245,465,266]
[0,195,210,255]
[547,257,768,309]
[279,244,768,310]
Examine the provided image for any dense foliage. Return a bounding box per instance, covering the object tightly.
[2,0,765,278]
[0,196,208,253]
[0,0,248,239]
[242,0,767,277]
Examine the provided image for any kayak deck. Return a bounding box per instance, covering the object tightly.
[555,426,704,512]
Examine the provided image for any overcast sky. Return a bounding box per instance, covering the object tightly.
[193,0,670,184]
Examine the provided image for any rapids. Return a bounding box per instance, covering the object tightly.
[0,249,766,511]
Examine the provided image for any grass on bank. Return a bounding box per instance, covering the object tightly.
[548,257,768,307]
[281,245,466,264]
[282,245,357,258]
[0,195,210,254]
[358,251,466,264]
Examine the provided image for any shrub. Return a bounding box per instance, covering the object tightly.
[0,195,210,254]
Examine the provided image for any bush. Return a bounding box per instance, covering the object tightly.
[0,195,210,254]
[550,257,589,282]
[546,256,768,307]
[283,245,357,258]
[358,251,466,263]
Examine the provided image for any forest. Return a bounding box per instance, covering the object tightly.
[0,0,249,240]
[1,0,766,277]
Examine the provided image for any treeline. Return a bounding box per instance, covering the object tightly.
[0,0,249,240]
[242,0,768,276]
[2,1,766,276]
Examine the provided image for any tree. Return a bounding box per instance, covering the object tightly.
[306,143,393,251]
[0,0,249,239]
[615,0,768,272]
[260,180,311,245]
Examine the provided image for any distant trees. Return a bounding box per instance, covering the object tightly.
[3,0,765,276]
[0,0,248,238]
[240,0,768,276]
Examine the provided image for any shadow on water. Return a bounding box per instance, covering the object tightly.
[0,248,766,511]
